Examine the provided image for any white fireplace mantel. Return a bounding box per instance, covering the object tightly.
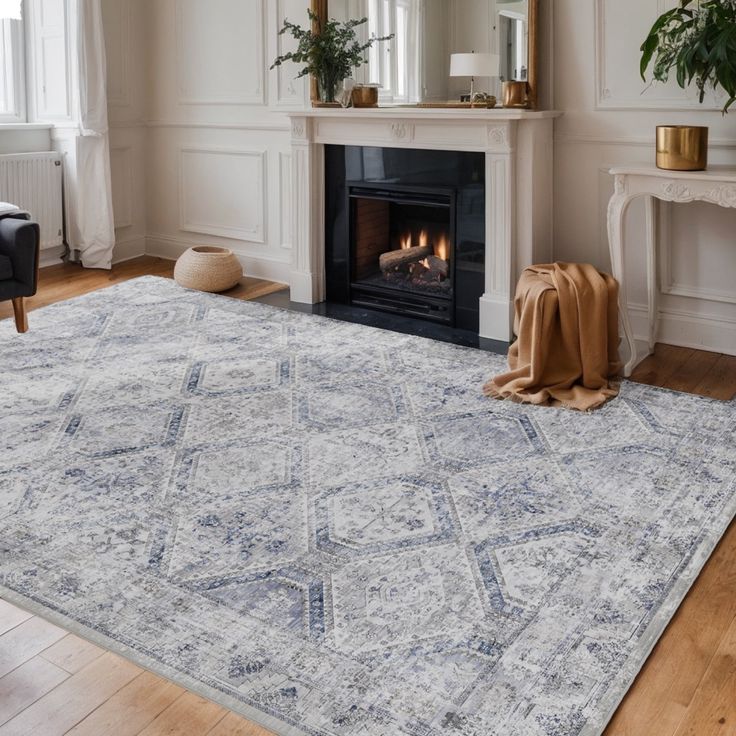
[287,107,561,342]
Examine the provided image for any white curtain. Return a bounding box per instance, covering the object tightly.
[69,0,116,270]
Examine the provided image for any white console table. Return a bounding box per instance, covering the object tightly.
[608,165,736,377]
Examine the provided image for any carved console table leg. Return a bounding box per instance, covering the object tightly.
[607,190,639,378]
[608,165,736,375]
[645,196,659,353]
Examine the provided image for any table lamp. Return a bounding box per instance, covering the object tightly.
[450,53,500,100]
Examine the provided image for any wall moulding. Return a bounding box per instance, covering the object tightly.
[278,152,292,250]
[175,0,266,106]
[110,146,134,230]
[555,134,736,150]
[657,200,736,306]
[104,0,132,108]
[146,121,291,132]
[594,0,726,111]
[178,147,268,243]
[272,0,309,108]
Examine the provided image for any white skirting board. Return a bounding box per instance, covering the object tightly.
[629,302,736,357]
[145,234,291,284]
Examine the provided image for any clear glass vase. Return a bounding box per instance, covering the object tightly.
[317,70,340,104]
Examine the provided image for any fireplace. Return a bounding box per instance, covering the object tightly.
[326,146,486,332]
[350,184,455,324]
[288,109,557,343]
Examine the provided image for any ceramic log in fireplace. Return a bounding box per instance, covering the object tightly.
[350,184,455,324]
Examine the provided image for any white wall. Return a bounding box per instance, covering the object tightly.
[97,0,735,353]
[554,0,736,355]
[140,0,309,282]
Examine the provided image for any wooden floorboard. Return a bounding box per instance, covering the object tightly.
[41,634,106,675]
[0,256,734,734]
[135,692,227,736]
[0,657,69,726]
[0,256,287,324]
[0,652,142,736]
[65,671,185,736]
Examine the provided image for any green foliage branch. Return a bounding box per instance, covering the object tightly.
[271,10,393,100]
[641,0,736,112]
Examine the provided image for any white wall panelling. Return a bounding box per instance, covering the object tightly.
[104,0,131,108]
[179,147,267,242]
[110,146,134,229]
[595,0,725,110]
[175,0,266,106]
[271,0,309,108]
[278,152,292,249]
[92,0,735,352]
[555,0,736,354]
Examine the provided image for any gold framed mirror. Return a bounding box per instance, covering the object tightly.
[309,0,539,109]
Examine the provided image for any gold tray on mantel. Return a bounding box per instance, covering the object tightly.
[310,102,518,110]
[417,102,493,109]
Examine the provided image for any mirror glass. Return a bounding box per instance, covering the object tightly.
[326,0,533,105]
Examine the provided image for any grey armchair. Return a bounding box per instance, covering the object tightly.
[0,214,40,333]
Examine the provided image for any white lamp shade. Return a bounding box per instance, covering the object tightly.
[450,53,500,78]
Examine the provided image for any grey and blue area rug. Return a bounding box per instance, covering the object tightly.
[1,276,735,736]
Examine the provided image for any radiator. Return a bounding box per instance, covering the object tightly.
[0,152,64,250]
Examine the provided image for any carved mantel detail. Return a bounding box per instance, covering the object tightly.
[488,125,507,146]
[291,119,307,139]
[390,123,413,141]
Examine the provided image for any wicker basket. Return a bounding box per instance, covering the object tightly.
[174,246,243,293]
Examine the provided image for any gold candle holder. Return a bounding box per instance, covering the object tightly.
[656,126,709,171]
[502,81,529,109]
[351,85,379,108]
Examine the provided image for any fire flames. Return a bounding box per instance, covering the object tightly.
[434,233,449,262]
[399,230,449,262]
[386,229,450,289]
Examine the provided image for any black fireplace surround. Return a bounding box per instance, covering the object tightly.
[325,146,486,332]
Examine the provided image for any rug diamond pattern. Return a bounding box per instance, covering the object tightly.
[0,276,734,736]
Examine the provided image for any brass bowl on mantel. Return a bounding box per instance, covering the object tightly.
[656,126,709,171]
[351,85,379,108]
[502,81,529,109]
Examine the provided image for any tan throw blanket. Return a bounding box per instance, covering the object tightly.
[484,263,622,411]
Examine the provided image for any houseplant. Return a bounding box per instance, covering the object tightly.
[641,0,736,169]
[271,11,392,104]
[641,0,736,111]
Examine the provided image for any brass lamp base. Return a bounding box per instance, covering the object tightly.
[656,126,708,171]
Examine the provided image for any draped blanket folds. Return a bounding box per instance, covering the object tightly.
[485,263,621,411]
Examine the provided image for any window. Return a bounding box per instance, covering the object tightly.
[0,0,26,122]
[366,0,421,104]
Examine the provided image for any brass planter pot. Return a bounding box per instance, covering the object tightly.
[351,85,379,108]
[502,81,529,109]
[656,126,709,171]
